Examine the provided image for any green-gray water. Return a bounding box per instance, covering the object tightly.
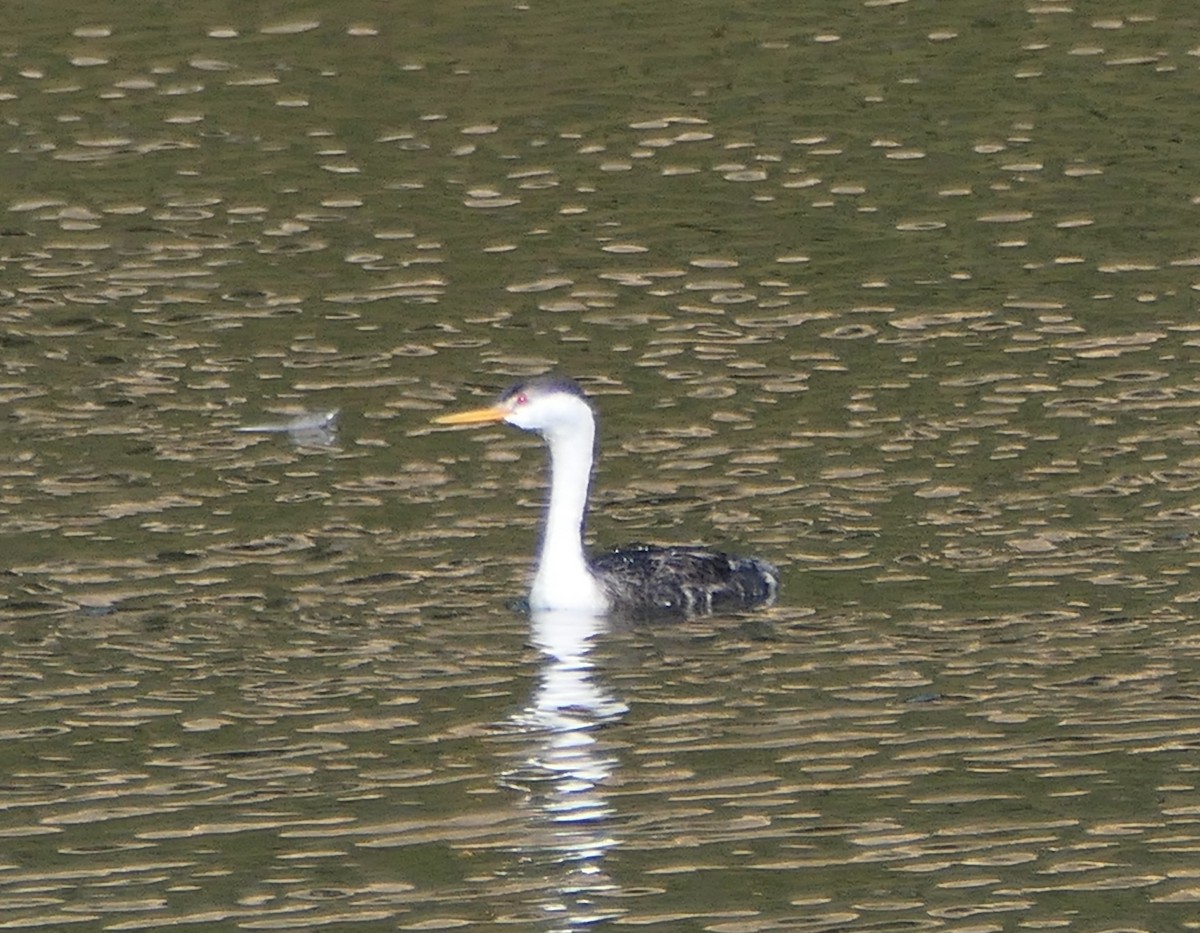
[3,1,1200,929]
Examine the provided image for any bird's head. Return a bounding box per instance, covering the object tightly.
[433,374,595,444]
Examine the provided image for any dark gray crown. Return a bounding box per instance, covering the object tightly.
[497,374,587,404]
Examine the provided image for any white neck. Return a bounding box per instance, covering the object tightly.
[528,403,609,613]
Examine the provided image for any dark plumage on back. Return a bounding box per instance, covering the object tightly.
[592,544,780,619]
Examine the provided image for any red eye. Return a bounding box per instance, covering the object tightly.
[515,393,529,405]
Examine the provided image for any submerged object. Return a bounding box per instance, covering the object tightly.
[235,409,340,446]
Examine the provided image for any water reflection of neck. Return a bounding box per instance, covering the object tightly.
[510,609,627,926]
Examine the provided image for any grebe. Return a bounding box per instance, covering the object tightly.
[433,375,779,618]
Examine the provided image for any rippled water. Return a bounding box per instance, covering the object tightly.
[3,0,1200,929]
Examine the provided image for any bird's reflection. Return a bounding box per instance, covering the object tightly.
[500,609,628,930]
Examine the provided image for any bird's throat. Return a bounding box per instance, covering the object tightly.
[530,419,607,612]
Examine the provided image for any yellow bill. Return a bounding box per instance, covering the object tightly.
[432,405,510,426]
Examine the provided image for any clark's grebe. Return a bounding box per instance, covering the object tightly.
[434,375,780,618]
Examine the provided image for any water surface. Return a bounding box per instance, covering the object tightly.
[3,0,1200,929]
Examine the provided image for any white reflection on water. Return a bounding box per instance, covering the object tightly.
[502,609,628,929]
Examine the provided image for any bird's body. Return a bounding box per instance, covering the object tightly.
[434,375,779,618]
[592,544,780,618]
